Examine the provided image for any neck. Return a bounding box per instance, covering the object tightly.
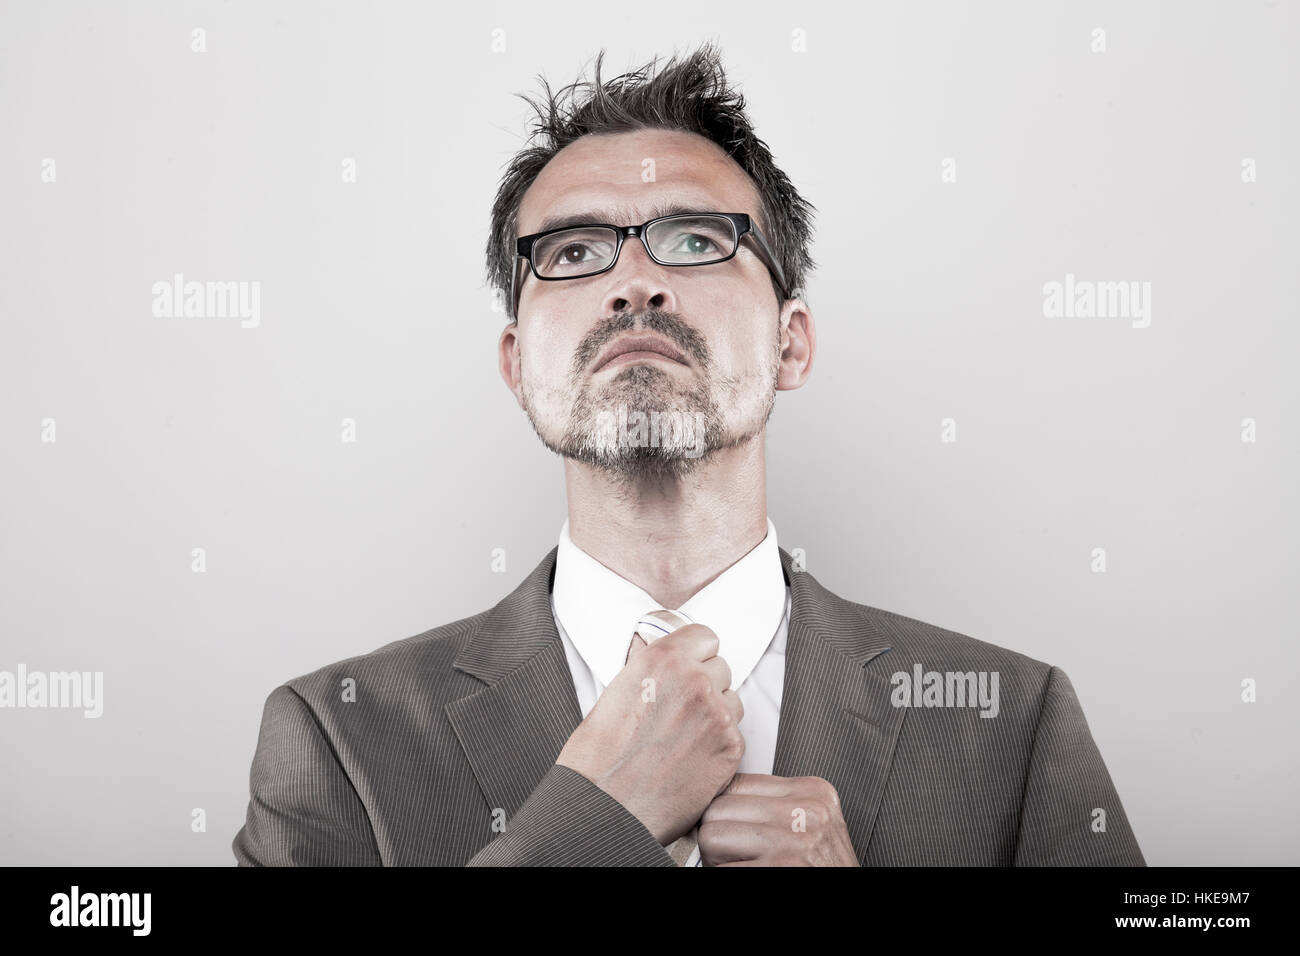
[563,434,769,609]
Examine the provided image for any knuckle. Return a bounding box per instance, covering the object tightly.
[696,819,723,846]
[722,691,743,723]
[723,730,745,762]
[809,802,831,828]
[795,775,840,808]
[688,671,714,700]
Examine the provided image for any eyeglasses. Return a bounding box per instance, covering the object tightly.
[511,212,790,317]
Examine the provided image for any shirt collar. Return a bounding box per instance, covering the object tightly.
[552,517,787,692]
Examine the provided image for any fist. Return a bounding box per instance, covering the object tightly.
[556,615,745,845]
[698,773,860,866]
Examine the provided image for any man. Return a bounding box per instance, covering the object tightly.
[232,43,1144,867]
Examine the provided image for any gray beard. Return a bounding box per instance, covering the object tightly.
[527,363,772,484]
[520,313,783,484]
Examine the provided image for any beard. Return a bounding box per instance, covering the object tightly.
[519,310,781,483]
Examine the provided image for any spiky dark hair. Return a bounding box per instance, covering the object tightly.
[485,41,816,321]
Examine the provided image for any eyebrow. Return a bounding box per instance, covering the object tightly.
[531,200,719,235]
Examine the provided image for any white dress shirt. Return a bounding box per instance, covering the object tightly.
[550,516,791,865]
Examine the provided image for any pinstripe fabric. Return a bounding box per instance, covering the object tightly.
[232,546,1145,866]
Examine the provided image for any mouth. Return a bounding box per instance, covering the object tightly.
[593,334,689,373]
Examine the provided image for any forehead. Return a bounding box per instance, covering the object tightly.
[517,128,761,236]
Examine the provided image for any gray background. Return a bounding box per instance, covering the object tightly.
[1,0,1295,865]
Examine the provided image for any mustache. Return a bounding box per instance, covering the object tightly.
[570,310,711,377]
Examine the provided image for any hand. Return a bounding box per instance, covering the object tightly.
[698,773,860,866]
[555,622,745,845]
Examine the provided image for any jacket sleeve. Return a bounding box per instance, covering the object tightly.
[1013,666,1146,866]
[466,763,676,866]
[232,684,383,866]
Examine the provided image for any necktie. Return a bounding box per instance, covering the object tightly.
[628,609,701,867]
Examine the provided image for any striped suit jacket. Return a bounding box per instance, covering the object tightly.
[232,546,1145,866]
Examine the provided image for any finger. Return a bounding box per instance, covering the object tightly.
[660,623,719,662]
[721,772,796,798]
[720,687,744,725]
[698,820,778,864]
[700,793,786,826]
[699,656,732,695]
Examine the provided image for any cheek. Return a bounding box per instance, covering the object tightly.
[709,321,777,379]
[695,277,776,359]
[529,282,591,328]
[520,324,578,388]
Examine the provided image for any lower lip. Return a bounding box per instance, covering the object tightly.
[597,350,686,371]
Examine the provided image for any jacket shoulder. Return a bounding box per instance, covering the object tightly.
[819,583,1062,721]
[274,607,493,710]
[861,602,1053,677]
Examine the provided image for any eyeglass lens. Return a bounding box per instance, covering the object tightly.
[531,215,738,278]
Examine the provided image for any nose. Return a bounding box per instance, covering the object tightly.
[603,235,678,315]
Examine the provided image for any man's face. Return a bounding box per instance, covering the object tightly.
[500,128,804,482]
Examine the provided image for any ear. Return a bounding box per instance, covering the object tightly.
[776,297,815,390]
[498,321,525,409]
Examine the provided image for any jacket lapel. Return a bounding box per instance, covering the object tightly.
[772,547,908,863]
[445,547,583,819]
[445,544,909,864]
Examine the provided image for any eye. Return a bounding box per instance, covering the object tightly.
[534,228,618,275]
[554,242,597,265]
[648,217,735,262]
[675,234,719,255]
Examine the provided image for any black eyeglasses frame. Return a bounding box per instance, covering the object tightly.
[510,212,790,317]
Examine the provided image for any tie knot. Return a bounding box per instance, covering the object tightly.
[624,609,694,666]
[634,608,693,643]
